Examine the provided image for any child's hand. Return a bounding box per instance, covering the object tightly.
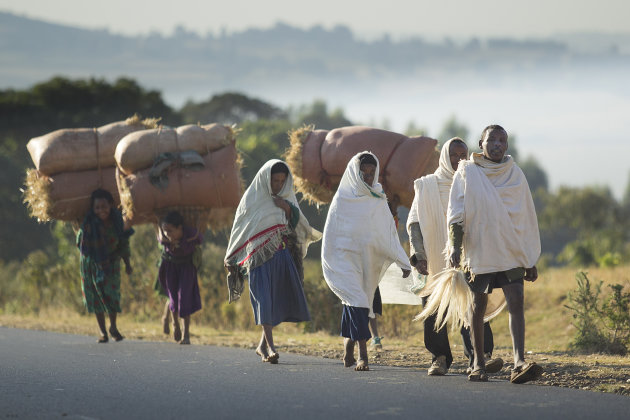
[125,264,133,275]
[401,268,411,278]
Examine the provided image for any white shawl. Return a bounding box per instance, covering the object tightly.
[322,152,411,317]
[225,159,321,270]
[406,138,458,296]
[447,153,540,275]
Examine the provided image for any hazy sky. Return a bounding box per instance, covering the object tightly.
[2,0,629,39]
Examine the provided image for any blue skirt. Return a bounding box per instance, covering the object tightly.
[249,248,311,326]
[340,305,372,341]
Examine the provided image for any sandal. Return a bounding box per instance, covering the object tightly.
[468,368,488,382]
[510,362,543,384]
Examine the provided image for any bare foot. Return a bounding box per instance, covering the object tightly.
[256,346,270,362]
[343,354,356,367]
[343,338,356,367]
[108,327,124,342]
[355,359,369,371]
[267,352,279,364]
[173,324,182,342]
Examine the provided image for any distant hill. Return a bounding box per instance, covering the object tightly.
[1,11,629,105]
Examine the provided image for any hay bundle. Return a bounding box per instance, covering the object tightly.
[115,123,234,176]
[117,134,243,232]
[23,116,157,222]
[414,269,507,331]
[24,167,120,222]
[285,125,439,207]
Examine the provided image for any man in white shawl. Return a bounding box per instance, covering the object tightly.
[448,125,542,383]
[407,138,503,377]
[322,152,411,371]
[225,160,321,364]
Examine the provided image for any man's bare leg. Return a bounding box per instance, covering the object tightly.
[503,282,526,368]
[343,338,356,367]
[470,292,488,372]
[180,315,191,344]
[355,339,369,371]
[262,324,278,363]
[162,300,171,335]
[369,317,379,338]
[256,329,270,361]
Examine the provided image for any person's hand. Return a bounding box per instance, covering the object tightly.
[524,266,538,282]
[272,195,288,210]
[125,263,133,276]
[449,247,461,268]
[401,268,411,278]
[415,259,428,275]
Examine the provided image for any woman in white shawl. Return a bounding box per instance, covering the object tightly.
[225,160,321,364]
[407,138,503,376]
[322,152,411,371]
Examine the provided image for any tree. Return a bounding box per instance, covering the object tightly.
[180,92,286,125]
[294,100,352,130]
[438,115,469,147]
[520,156,549,192]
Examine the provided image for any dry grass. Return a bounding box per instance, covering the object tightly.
[22,169,53,222]
[284,126,335,205]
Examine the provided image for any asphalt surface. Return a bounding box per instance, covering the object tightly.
[1,327,629,419]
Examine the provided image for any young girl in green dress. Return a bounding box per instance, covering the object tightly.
[77,189,134,343]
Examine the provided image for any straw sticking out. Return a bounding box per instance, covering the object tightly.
[284,125,334,205]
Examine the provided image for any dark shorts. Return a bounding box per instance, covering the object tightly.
[340,305,372,341]
[372,287,382,316]
[466,268,525,294]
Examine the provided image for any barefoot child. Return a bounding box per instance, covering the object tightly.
[225,160,321,364]
[77,188,134,343]
[322,152,411,371]
[157,211,203,345]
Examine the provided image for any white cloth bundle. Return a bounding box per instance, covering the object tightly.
[322,151,411,317]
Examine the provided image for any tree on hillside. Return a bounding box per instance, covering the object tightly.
[520,156,549,193]
[294,100,352,130]
[538,186,626,266]
[180,92,287,125]
[0,76,177,165]
[438,115,469,147]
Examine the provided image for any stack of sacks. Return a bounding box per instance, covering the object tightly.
[24,116,156,222]
[285,125,439,207]
[115,123,242,231]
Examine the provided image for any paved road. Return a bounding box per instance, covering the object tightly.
[1,327,629,419]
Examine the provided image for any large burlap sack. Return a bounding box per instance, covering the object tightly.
[115,123,234,176]
[26,119,149,176]
[285,126,439,207]
[118,143,242,230]
[24,167,120,222]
